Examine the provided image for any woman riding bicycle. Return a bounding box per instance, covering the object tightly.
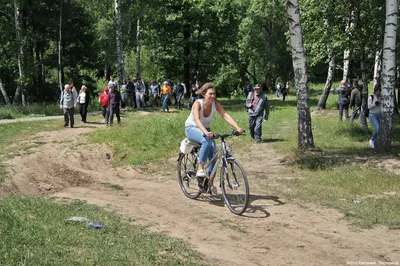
[184,82,245,180]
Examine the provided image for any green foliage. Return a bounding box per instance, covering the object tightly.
[238,0,292,85]
[0,0,391,106]
[300,0,386,78]
[213,63,241,95]
[0,196,204,265]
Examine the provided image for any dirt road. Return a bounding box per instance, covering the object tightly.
[2,122,399,266]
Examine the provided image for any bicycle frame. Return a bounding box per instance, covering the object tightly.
[178,130,249,215]
[198,136,230,185]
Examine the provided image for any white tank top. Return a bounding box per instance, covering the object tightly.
[185,99,216,129]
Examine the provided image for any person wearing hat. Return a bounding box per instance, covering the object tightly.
[245,84,269,143]
[99,86,110,124]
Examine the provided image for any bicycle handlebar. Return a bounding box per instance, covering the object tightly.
[203,130,245,139]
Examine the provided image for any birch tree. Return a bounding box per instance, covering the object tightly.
[373,50,382,88]
[115,0,124,83]
[342,11,354,82]
[57,0,63,94]
[360,59,369,131]
[286,0,315,150]
[13,0,25,106]
[0,78,11,105]
[136,3,142,79]
[317,15,335,110]
[376,0,398,152]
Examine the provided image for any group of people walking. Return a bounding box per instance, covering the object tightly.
[96,75,190,125]
[116,75,189,111]
[59,82,91,128]
[275,81,291,101]
[60,75,380,151]
[334,79,381,149]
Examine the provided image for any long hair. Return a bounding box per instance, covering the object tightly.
[195,82,215,96]
[373,83,381,93]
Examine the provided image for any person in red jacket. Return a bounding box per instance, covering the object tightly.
[99,86,109,124]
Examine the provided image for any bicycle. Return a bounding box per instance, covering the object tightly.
[177,130,249,215]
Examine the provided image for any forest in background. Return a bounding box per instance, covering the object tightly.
[0,0,398,104]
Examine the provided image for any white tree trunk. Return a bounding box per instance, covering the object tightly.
[373,50,382,88]
[377,0,398,152]
[342,14,353,82]
[115,0,124,83]
[342,50,350,82]
[317,54,335,110]
[0,78,11,105]
[104,61,108,80]
[360,59,369,132]
[13,0,25,106]
[286,0,315,150]
[58,0,63,94]
[317,16,335,110]
[136,17,141,79]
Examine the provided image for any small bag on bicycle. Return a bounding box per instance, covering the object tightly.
[180,138,197,154]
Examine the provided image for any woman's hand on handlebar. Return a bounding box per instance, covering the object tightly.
[236,128,245,134]
[204,131,214,139]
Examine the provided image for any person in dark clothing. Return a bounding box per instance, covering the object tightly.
[108,83,121,124]
[175,81,185,110]
[126,78,135,108]
[349,82,362,122]
[335,80,349,121]
[281,85,288,101]
[189,81,199,109]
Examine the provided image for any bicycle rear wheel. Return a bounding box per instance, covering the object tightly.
[177,152,201,199]
[220,158,249,215]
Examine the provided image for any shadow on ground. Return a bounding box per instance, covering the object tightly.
[198,193,285,218]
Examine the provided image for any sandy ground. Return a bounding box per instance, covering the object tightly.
[1,119,399,266]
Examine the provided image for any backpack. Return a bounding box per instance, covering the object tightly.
[364,95,374,118]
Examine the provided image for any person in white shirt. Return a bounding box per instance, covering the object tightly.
[77,85,90,123]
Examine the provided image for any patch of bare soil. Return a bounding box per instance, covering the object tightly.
[1,121,399,266]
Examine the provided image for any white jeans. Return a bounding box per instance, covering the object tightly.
[136,92,145,108]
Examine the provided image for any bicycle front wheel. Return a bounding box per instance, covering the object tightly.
[220,158,249,215]
[177,153,201,199]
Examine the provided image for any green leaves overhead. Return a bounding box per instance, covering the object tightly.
[0,0,392,104]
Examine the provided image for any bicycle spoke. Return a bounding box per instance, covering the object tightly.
[221,159,249,215]
[178,153,201,199]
